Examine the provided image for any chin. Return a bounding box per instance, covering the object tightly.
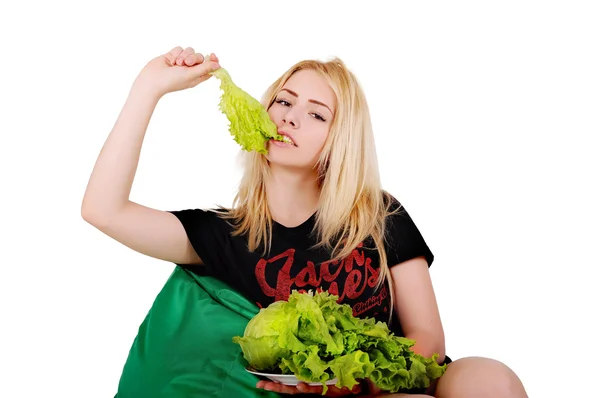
[266,154,299,167]
[266,152,304,169]
[265,142,320,170]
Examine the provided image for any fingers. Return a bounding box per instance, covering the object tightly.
[364,378,382,394]
[257,380,302,395]
[168,46,194,66]
[164,46,183,65]
[323,384,361,397]
[183,53,202,66]
[348,383,363,395]
[163,46,214,67]
[256,380,359,396]
[296,382,325,394]
[183,52,218,68]
[187,57,220,82]
[176,47,196,66]
[256,380,324,395]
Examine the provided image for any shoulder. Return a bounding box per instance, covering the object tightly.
[167,207,238,266]
[382,191,409,225]
[169,206,234,234]
[381,191,435,268]
[383,194,413,240]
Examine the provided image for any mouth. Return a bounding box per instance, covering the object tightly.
[276,131,297,146]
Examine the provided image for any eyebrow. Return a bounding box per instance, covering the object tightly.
[280,88,333,115]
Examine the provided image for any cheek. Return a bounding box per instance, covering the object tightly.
[314,125,330,147]
[303,125,329,153]
[267,107,280,123]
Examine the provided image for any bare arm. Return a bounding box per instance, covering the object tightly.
[390,256,446,363]
[81,46,220,264]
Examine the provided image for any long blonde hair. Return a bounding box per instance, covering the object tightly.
[221,57,400,321]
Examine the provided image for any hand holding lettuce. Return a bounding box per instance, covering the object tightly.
[209,67,291,154]
[233,291,446,395]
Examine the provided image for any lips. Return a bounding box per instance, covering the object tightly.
[277,130,297,146]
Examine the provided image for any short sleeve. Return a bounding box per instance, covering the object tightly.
[168,208,233,277]
[385,198,435,268]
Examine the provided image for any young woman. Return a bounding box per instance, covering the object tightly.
[82,46,528,397]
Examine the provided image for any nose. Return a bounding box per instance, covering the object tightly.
[282,110,298,127]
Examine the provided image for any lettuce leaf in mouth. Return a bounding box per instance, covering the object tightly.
[232,290,447,395]
[209,67,290,154]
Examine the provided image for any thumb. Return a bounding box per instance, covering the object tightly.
[208,52,219,63]
[365,379,382,394]
[187,59,221,80]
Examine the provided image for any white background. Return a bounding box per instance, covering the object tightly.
[1,1,598,397]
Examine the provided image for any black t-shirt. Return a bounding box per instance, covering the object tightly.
[168,195,433,336]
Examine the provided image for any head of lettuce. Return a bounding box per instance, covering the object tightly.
[232,290,447,395]
[209,67,291,154]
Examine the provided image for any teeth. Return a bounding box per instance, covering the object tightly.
[282,136,292,144]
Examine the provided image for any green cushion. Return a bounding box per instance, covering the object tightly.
[114,266,280,397]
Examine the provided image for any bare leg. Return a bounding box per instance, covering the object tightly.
[434,356,528,398]
[383,395,431,398]
[385,395,431,398]
[359,395,431,398]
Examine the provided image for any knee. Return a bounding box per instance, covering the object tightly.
[436,356,527,398]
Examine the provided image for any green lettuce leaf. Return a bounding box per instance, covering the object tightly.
[232,301,304,371]
[209,67,287,154]
[233,290,447,395]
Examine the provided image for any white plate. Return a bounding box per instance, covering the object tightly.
[245,367,338,386]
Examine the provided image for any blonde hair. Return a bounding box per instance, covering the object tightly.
[221,57,400,322]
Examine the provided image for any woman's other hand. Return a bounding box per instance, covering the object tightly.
[256,380,362,396]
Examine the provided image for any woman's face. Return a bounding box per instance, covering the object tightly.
[266,69,337,170]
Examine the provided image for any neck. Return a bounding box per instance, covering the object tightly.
[266,164,320,227]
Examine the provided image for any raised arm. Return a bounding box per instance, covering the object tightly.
[81,46,220,264]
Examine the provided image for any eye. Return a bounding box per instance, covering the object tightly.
[275,98,291,106]
[311,113,326,122]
